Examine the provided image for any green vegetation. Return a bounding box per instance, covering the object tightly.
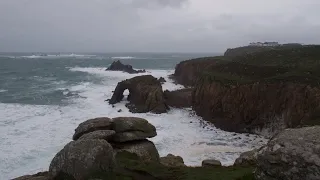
[88,152,255,180]
[199,45,320,86]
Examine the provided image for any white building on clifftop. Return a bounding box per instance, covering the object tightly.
[249,42,280,47]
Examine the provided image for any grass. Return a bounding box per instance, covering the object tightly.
[87,152,255,180]
[196,45,320,86]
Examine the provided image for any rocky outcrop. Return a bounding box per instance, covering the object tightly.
[49,139,115,180]
[78,130,115,140]
[73,117,113,140]
[111,117,157,142]
[113,140,160,162]
[192,81,320,137]
[172,46,320,137]
[47,117,160,180]
[109,75,169,113]
[160,154,186,167]
[202,159,222,167]
[255,126,320,180]
[234,149,258,166]
[106,60,146,74]
[164,88,193,108]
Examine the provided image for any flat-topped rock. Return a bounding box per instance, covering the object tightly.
[78,130,116,141]
[73,117,113,140]
[202,159,222,167]
[49,139,115,180]
[112,117,156,133]
[111,117,156,142]
[160,154,186,167]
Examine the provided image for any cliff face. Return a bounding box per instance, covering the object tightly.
[174,45,320,137]
[193,80,320,137]
[173,56,225,87]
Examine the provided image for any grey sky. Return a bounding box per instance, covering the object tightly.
[0,0,320,52]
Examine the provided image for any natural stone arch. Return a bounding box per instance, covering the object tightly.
[109,75,168,113]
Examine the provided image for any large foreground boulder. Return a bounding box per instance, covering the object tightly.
[49,139,115,180]
[113,140,160,162]
[73,117,113,140]
[106,60,146,74]
[109,75,168,113]
[255,126,320,180]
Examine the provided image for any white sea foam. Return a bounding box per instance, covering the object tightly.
[0,67,268,179]
[21,54,96,59]
[111,56,136,60]
[0,89,7,93]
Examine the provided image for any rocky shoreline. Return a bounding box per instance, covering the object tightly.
[15,45,320,179]
[14,117,320,180]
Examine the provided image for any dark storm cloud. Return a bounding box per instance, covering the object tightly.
[0,0,319,52]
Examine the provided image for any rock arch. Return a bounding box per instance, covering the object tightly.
[109,75,168,114]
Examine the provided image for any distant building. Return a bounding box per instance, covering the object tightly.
[249,42,280,47]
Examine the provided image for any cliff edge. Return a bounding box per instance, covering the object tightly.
[173,45,320,137]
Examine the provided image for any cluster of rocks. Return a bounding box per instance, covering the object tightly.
[15,117,162,180]
[106,60,146,74]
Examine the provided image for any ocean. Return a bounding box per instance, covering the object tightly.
[0,53,267,179]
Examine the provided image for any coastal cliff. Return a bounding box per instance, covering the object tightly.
[174,45,320,137]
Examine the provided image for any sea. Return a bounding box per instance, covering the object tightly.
[0,53,267,179]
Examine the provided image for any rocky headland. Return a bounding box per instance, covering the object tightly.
[172,45,320,137]
[14,45,320,180]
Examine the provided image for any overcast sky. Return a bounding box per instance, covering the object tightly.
[0,0,320,52]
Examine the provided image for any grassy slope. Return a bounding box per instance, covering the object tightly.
[88,152,254,180]
[200,45,320,86]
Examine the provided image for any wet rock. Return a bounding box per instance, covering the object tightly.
[78,130,116,141]
[160,154,186,167]
[13,172,48,180]
[234,149,258,166]
[158,77,166,84]
[109,75,168,113]
[111,117,156,142]
[113,140,160,162]
[164,88,193,108]
[255,126,320,180]
[73,117,113,140]
[106,60,146,74]
[202,159,222,167]
[49,139,115,180]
